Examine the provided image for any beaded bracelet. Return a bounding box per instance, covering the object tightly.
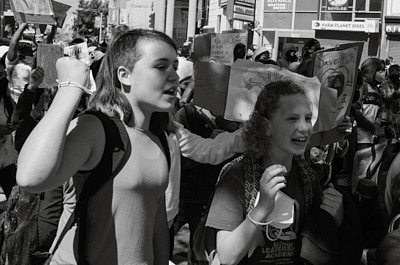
[57,79,93,95]
[246,212,272,229]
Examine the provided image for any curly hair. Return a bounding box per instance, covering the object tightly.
[242,80,307,158]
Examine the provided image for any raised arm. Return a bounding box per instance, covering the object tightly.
[45,25,58,44]
[12,67,44,151]
[16,57,104,192]
[7,23,27,63]
[175,121,244,164]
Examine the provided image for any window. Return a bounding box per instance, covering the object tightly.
[319,0,382,21]
[354,0,382,12]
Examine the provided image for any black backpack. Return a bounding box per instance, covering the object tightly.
[0,111,170,265]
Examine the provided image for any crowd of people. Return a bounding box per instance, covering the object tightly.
[0,22,399,265]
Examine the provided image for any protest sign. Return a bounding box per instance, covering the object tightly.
[11,0,57,25]
[192,33,212,62]
[64,42,97,94]
[210,32,247,65]
[308,42,363,147]
[37,43,64,88]
[64,43,90,66]
[224,59,321,123]
[193,62,231,116]
[52,1,71,27]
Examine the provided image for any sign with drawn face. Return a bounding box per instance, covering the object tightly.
[308,42,363,147]
[224,59,321,123]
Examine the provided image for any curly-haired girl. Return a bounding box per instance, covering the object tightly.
[205,80,354,264]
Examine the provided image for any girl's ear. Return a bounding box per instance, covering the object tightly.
[117,66,131,86]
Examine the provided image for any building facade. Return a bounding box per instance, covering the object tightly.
[204,0,386,64]
[383,0,400,63]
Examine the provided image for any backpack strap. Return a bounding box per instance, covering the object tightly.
[159,131,171,170]
[50,111,131,261]
[76,111,131,265]
[51,111,171,264]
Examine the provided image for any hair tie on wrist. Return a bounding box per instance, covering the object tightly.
[247,211,272,229]
[57,79,93,95]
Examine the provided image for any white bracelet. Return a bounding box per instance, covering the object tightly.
[57,79,92,95]
[247,212,272,228]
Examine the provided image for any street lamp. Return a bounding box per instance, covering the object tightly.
[94,12,103,41]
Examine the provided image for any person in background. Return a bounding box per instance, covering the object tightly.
[277,44,299,72]
[252,47,277,65]
[356,58,386,151]
[381,64,400,129]
[233,43,246,62]
[0,52,18,199]
[6,23,36,102]
[297,38,322,77]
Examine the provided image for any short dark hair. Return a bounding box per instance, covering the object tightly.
[304,38,320,50]
[90,29,177,134]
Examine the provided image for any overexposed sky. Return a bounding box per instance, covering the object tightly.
[62,0,79,21]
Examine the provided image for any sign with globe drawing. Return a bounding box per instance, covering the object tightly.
[327,0,348,11]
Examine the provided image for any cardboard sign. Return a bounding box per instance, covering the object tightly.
[52,1,71,27]
[64,43,90,66]
[193,62,231,116]
[192,33,212,62]
[11,0,56,24]
[224,59,321,124]
[210,32,247,65]
[37,43,64,88]
[308,42,363,147]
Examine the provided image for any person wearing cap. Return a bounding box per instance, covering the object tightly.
[252,47,277,65]
[176,56,194,103]
[302,38,321,61]
[278,45,299,72]
[297,38,322,77]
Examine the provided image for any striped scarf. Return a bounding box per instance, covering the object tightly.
[244,155,318,215]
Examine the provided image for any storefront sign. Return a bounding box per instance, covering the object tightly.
[220,0,228,7]
[327,0,348,11]
[3,10,13,16]
[312,20,379,33]
[227,0,256,22]
[386,24,400,35]
[264,0,293,11]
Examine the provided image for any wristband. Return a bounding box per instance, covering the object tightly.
[57,79,93,95]
[247,212,272,229]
